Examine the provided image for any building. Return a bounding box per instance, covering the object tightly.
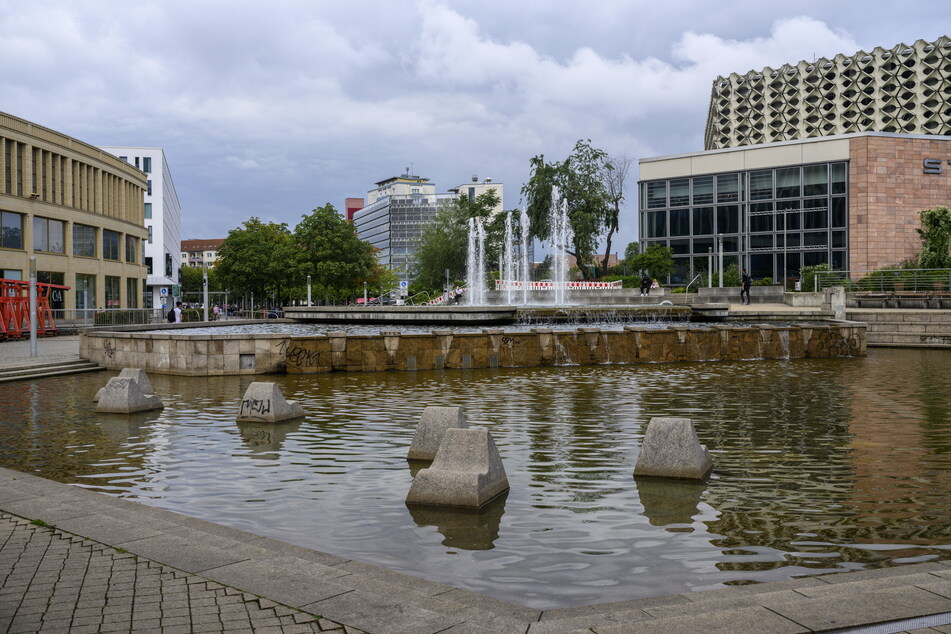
[705,36,951,150]
[1,112,148,311]
[181,238,224,268]
[640,36,951,285]
[345,198,364,222]
[448,175,504,216]
[100,146,182,310]
[352,172,503,279]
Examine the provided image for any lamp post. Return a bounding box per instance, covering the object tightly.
[29,257,37,357]
[717,234,724,288]
[82,279,89,325]
[202,261,209,322]
[307,275,312,306]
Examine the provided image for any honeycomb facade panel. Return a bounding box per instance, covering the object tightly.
[705,36,951,150]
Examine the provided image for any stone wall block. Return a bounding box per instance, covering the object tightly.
[634,417,713,480]
[406,428,509,508]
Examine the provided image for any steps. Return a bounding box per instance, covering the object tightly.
[847,309,951,348]
[0,357,103,383]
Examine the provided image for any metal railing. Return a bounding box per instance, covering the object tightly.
[814,268,951,292]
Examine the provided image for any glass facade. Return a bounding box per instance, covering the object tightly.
[640,161,848,283]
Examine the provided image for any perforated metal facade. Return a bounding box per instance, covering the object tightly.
[704,36,951,151]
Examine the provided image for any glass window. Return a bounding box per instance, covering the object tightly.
[75,274,96,310]
[144,203,152,219]
[73,224,96,257]
[147,180,152,196]
[721,236,739,252]
[750,202,773,214]
[103,230,120,260]
[693,237,714,254]
[775,213,785,231]
[104,275,120,308]
[34,217,65,253]
[145,256,153,275]
[670,209,690,236]
[126,278,138,308]
[804,251,828,267]
[832,250,846,270]
[750,253,773,279]
[831,162,847,195]
[125,235,138,263]
[786,233,801,247]
[1,211,24,249]
[831,197,847,227]
[716,205,739,234]
[716,174,739,203]
[142,157,151,173]
[147,226,153,244]
[692,207,713,235]
[832,230,847,248]
[750,234,773,249]
[776,167,801,198]
[669,179,689,206]
[750,215,773,232]
[646,210,666,238]
[670,239,690,255]
[803,200,829,229]
[779,200,800,229]
[749,171,773,200]
[646,181,667,208]
[692,176,713,205]
[803,164,828,196]
[804,231,827,247]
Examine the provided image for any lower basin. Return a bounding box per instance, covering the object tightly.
[1,348,949,609]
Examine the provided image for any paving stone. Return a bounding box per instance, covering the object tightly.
[308,588,464,634]
[597,605,808,634]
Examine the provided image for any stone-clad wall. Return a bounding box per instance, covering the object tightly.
[80,324,866,376]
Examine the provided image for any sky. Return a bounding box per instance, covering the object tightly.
[2,1,949,254]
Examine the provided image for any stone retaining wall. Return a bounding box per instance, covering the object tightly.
[80,323,867,376]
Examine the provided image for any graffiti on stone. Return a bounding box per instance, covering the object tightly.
[240,398,272,416]
[278,340,322,368]
[103,340,115,359]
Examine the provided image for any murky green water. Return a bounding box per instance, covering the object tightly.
[1,348,949,609]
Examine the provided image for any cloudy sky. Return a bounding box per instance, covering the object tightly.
[3,1,948,252]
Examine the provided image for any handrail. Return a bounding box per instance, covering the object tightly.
[684,273,703,293]
[812,268,951,292]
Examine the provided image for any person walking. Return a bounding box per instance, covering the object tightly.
[173,301,184,323]
[640,273,652,297]
[741,269,753,305]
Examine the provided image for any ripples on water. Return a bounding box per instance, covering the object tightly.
[0,348,949,609]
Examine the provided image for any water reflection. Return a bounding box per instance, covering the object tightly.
[0,349,950,609]
[407,493,507,550]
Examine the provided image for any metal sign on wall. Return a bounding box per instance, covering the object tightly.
[923,159,951,174]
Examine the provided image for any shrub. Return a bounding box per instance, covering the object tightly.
[753,277,773,286]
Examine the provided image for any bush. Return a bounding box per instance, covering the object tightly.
[799,264,831,292]
[753,277,773,286]
[93,310,151,326]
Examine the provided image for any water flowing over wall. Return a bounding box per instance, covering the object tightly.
[81,323,866,376]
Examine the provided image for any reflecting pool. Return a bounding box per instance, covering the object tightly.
[1,348,949,609]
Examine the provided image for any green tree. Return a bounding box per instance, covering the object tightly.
[630,244,675,280]
[179,265,222,300]
[623,241,640,266]
[215,218,297,305]
[599,154,633,277]
[522,139,612,279]
[917,206,951,269]
[295,203,382,303]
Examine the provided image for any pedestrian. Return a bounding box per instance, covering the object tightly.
[213,304,221,319]
[174,301,183,323]
[741,269,753,305]
[640,273,652,297]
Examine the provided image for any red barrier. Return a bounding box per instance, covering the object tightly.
[0,279,70,339]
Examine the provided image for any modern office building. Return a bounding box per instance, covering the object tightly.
[181,238,224,268]
[1,112,149,311]
[705,36,951,150]
[352,172,503,279]
[100,146,182,310]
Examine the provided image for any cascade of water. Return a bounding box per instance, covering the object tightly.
[549,187,573,306]
[466,217,487,306]
[520,207,531,306]
[503,213,514,305]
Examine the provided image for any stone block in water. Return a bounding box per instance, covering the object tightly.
[633,417,713,480]
[237,382,304,423]
[94,368,155,402]
[95,377,164,414]
[407,406,467,461]
[406,428,509,508]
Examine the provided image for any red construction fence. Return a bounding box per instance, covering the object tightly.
[0,279,70,339]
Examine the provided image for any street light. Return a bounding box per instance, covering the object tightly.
[307,275,312,306]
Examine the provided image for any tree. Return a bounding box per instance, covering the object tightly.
[295,203,382,302]
[522,140,612,279]
[179,265,222,300]
[599,154,633,277]
[413,190,503,292]
[630,244,675,280]
[623,241,640,266]
[215,218,297,305]
[917,206,951,269]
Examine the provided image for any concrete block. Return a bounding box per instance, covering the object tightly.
[634,417,713,480]
[95,378,164,414]
[94,368,156,402]
[408,407,468,461]
[236,382,304,423]
[406,428,509,508]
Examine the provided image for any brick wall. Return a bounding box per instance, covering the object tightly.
[849,136,951,271]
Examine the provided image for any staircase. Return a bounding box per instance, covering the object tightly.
[0,357,103,383]
[847,308,951,348]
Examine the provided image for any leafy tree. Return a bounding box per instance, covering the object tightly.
[623,241,640,266]
[215,218,297,305]
[179,265,222,300]
[630,244,675,280]
[917,206,951,269]
[599,154,633,277]
[522,139,612,279]
[295,203,383,303]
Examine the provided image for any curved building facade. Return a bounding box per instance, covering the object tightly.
[0,111,148,311]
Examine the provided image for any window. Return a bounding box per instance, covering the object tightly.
[750,234,773,249]
[831,197,847,227]
[692,176,714,205]
[776,168,800,198]
[125,235,138,263]
[73,224,96,257]
[75,274,96,310]
[716,205,739,234]
[103,230,120,260]
[669,209,690,236]
[831,162,847,195]
[646,181,667,209]
[147,225,153,244]
[669,179,689,206]
[126,278,138,308]
[750,215,773,232]
[145,256,153,275]
[142,157,151,173]
[1,211,24,249]
[692,207,713,235]
[147,180,152,195]
[104,276,120,308]
[33,217,65,253]
[803,164,828,196]
[134,157,140,169]
[716,174,739,203]
[165,253,172,277]
[646,210,666,238]
[749,171,773,200]
[144,203,152,219]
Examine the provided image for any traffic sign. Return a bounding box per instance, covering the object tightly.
[160,288,168,295]
[399,280,408,288]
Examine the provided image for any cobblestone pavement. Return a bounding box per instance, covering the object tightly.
[0,513,361,634]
